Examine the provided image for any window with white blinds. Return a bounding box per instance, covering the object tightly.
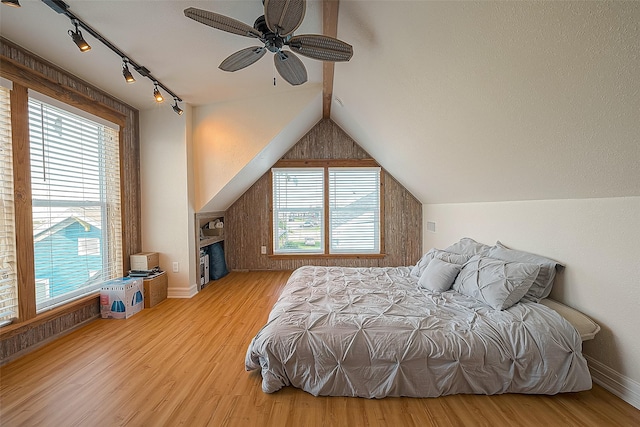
[272,168,324,254]
[28,96,123,312]
[329,167,381,254]
[0,84,18,325]
[272,166,381,255]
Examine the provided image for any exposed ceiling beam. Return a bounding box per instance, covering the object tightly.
[323,0,339,119]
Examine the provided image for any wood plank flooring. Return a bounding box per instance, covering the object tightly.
[1,271,639,426]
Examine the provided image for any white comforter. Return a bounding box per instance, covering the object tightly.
[245,266,591,398]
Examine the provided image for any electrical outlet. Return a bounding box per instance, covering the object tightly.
[172,261,179,273]
[261,245,267,255]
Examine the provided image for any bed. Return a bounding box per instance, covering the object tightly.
[245,239,596,398]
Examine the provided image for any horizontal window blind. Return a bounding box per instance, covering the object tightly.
[0,84,18,325]
[28,96,122,312]
[272,168,324,254]
[329,167,381,254]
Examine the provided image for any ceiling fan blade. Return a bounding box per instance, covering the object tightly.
[184,7,263,39]
[264,0,306,37]
[219,47,267,72]
[288,35,353,62]
[274,51,307,86]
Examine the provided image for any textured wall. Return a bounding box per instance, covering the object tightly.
[225,120,421,270]
[0,39,140,363]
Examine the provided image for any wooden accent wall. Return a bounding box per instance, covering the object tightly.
[0,38,141,363]
[225,119,421,270]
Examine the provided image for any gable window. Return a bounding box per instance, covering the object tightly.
[28,93,123,312]
[272,163,382,256]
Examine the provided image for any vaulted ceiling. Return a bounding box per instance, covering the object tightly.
[2,1,639,207]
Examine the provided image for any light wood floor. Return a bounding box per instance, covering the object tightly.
[1,271,639,427]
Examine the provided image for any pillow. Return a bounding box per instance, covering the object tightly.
[444,237,492,256]
[209,242,228,280]
[486,242,563,301]
[452,255,540,310]
[411,249,471,278]
[418,258,462,292]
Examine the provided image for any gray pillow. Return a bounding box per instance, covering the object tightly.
[418,258,462,292]
[444,237,492,256]
[452,255,540,310]
[486,242,563,301]
[411,249,470,278]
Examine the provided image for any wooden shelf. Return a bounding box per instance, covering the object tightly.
[199,235,224,248]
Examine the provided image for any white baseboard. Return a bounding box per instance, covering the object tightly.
[167,282,198,299]
[586,355,640,410]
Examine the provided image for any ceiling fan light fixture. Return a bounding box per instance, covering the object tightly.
[153,83,164,103]
[122,59,135,83]
[1,0,21,8]
[68,20,91,52]
[172,98,184,115]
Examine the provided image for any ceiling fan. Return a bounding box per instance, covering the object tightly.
[184,0,353,86]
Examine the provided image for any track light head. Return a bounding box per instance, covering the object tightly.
[172,99,184,116]
[122,59,135,83]
[1,0,21,8]
[69,20,90,52]
[153,84,164,103]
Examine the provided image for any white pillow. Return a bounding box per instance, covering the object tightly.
[411,249,471,278]
[444,237,492,256]
[486,242,563,301]
[418,258,462,292]
[452,255,540,310]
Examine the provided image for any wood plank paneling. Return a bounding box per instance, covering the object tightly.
[226,119,422,270]
[0,38,141,361]
[1,271,638,426]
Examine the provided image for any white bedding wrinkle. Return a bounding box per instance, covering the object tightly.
[245,266,592,398]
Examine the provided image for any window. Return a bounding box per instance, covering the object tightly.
[0,82,18,325]
[272,168,324,254]
[329,167,380,254]
[272,165,381,255]
[28,94,123,312]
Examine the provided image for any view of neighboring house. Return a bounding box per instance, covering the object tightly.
[33,215,102,301]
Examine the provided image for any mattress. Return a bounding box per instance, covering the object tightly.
[246,266,592,398]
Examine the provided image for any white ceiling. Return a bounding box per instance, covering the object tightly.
[2,0,639,206]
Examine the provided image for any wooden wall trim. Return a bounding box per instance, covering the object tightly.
[10,83,36,322]
[0,57,126,128]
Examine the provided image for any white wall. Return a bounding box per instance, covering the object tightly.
[423,197,640,406]
[140,106,197,298]
[192,87,321,212]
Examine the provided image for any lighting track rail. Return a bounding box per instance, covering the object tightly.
[41,0,183,111]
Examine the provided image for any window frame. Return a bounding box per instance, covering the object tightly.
[0,61,127,326]
[27,94,123,312]
[270,159,385,258]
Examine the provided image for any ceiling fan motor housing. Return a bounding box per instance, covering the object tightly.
[254,15,285,52]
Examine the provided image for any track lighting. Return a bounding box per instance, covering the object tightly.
[68,20,91,52]
[172,98,184,116]
[153,84,164,103]
[44,0,182,112]
[122,59,135,83]
[1,0,21,8]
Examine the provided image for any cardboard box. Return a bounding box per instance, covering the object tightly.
[100,277,144,319]
[143,272,168,308]
[130,252,159,270]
